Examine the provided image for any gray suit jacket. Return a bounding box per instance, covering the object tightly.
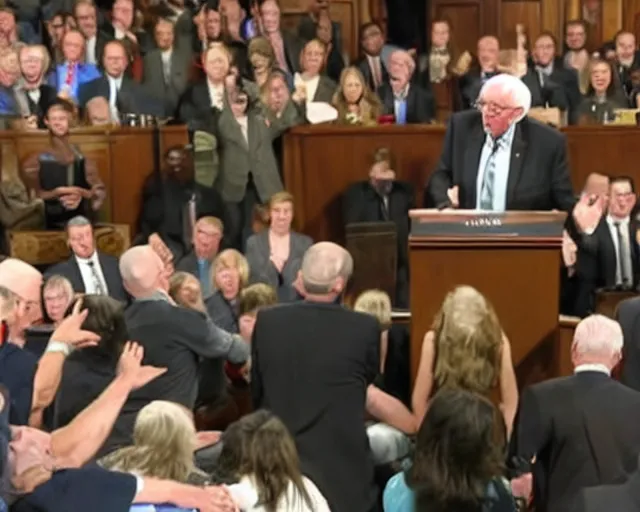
[245,230,313,302]
[143,46,192,117]
[215,97,299,203]
[312,75,337,103]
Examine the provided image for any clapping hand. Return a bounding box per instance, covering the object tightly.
[51,299,100,349]
[573,194,605,234]
[117,342,167,390]
[446,185,459,208]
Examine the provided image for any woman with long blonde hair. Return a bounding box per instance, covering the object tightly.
[332,66,382,126]
[100,400,209,485]
[412,285,518,435]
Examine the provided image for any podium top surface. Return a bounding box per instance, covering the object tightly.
[410,210,567,242]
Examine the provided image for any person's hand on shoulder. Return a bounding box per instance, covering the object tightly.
[116,342,166,390]
[51,299,100,350]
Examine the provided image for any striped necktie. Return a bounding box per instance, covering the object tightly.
[479,139,501,210]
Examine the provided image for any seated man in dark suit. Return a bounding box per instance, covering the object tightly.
[354,22,389,92]
[176,216,225,298]
[45,216,127,301]
[138,145,226,262]
[458,36,501,110]
[78,40,164,118]
[426,73,576,212]
[521,32,581,124]
[377,49,434,124]
[251,242,379,512]
[572,176,639,318]
[509,314,640,512]
[343,147,414,308]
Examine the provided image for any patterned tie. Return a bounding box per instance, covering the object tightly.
[87,261,106,295]
[615,222,633,287]
[479,140,500,210]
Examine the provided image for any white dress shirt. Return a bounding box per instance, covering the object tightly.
[161,49,172,83]
[294,73,320,103]
[75,251,109,295]
[606,214,631,285]
[86,35,97,65]
[108,75,123,119]
[475,123,517,211]
[207,81,224,110]
[114,27,125,40]
[236,115,249,145]
[27,88,40,105]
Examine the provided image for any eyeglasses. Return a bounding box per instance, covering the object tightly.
[475,100,516,115]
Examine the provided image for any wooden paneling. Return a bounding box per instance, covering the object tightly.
[283,124,640,244]
[280,0,359,60]
[500,2,542,47]
[433,1,483,55]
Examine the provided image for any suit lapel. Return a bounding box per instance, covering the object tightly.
[464,123,485,208]
[248,115,263,153]
[600,220,618,285]
[405,87,417,123]
[69,257,86,293]
[506,122,527,207]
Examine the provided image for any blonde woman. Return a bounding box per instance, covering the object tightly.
[354,289,392,375]
[332,66,381,125]
[412,285,519,435]
[205,248,250,333]
[245,192,312,302]
[100,400,210,485]
[42,275,74,325]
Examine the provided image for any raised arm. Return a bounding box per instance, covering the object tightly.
[84,158,107,211]
[21,154,61,201]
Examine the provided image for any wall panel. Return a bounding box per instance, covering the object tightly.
[433,0,483,54]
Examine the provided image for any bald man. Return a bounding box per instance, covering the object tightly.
[377,49,434,124]
[426,73,575,212]
[114,245,249,454]
[251,242,379,512]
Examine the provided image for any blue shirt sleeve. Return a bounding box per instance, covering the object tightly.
[383,472,415,512]
[0,344,37,425]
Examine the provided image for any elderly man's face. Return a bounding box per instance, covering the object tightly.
[389,52,412,92]
[62,32,84,63]
[194,222,222,260]
[19,50,43,83]
[478,85,522,138]
[68,224,95,259]
[478,37,499,70]
[87,98,111,125]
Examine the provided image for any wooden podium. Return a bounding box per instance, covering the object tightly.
[408,210,567,387]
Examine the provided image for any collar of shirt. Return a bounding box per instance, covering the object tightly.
[236,115,249,133]
[109,75,123,89]
[114,27,125,40]
[485,122,516,151]
[135,290,172,304]
[574,363,611,376]
[75,251,99,266]
[607,214,630,228]
[535,63,553,75]
[393,83,410,101]
[207,81,224,107]
[161,48,172,62]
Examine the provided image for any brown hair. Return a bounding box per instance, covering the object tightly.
[268,191,294,210]
[332,66,382,126]
[371,147,395,169]
[248,36,275,67]
[213,410,312,511]
[431,286,503,396]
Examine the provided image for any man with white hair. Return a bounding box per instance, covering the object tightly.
[426,72,575,212]
[116,245,249,452]
[251,241,380,512]
[509,314,640,512]
[378,49,434,124]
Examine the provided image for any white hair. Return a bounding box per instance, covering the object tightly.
[479,74,531,122]
[301,242,352,295]
[572,314,623,357]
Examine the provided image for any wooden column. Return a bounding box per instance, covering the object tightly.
[566,0,581,20]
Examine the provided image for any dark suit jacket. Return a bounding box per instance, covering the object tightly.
[251,302,379,512]
[282,31,305,74]
[311,75,337,103]
[509,371,640,512]
[142,45,192,118]
[77,75,164,116]
[426,110,575,211]
[45,252,127,302]
[458,69,499,110]
[616,297,640,392]
[569,468,640,512]
[21,84,59,127]
[355,54,389,92]
[377,81,435,124]
[245,230,312,302]
[343,180,414,308]
[90,30,113,70]
[572,216,640,317]
[176,250,199,277]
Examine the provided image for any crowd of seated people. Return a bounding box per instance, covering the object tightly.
[1,1,640,512]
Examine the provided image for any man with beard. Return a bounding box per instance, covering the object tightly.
[137,145,226,261]
[22,100,106,230]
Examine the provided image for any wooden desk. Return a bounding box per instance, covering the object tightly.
[5,125,188,234]
[284,124,640,243]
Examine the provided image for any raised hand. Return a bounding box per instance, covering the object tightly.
[51,299,100,349]
[572,194,605,234]
[117,342,167,390]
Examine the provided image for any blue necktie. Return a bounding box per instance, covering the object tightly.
[198,259,210,296]
[396,99,407,125]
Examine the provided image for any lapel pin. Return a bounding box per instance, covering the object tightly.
[515,153,520,158]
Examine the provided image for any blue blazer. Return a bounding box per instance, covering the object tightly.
[50,62,102,102]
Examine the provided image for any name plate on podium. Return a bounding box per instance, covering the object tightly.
[409,210,567,238]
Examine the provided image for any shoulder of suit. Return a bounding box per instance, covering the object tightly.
[522,116,566,142]
[344,181,369,195]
